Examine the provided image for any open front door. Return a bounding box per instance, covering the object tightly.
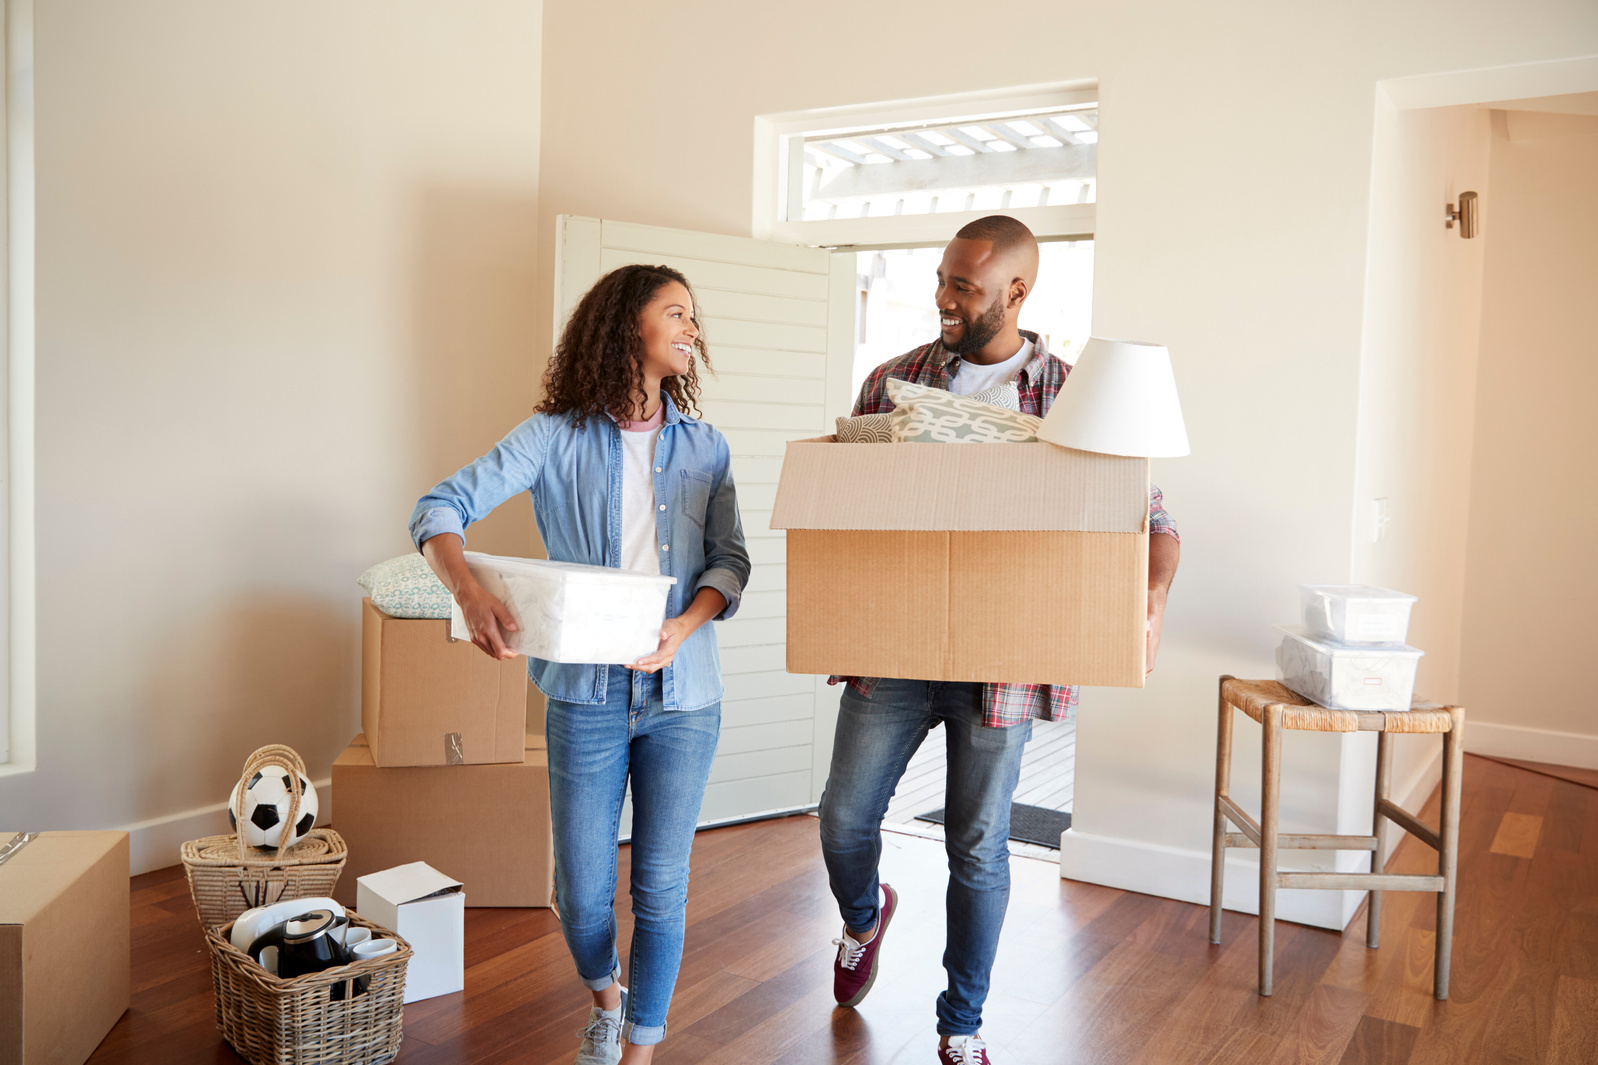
[553,216,855,831]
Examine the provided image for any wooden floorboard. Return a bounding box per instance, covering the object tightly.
[86,753,1595,1064]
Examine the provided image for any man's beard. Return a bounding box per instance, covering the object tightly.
[944,296,1006,355]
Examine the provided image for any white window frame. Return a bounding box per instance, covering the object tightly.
[753,80,1099,248]
[1,0,35,774]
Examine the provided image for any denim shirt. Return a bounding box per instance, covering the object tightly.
[409,393,750,712]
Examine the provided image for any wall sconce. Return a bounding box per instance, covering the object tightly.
[1446,191,1479,238]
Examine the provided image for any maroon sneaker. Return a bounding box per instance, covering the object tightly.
[938,1035,991,1064]
[832,883,898,1007]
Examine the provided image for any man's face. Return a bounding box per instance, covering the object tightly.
[935,238,1008,355]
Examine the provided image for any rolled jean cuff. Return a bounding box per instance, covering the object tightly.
[580,963,620,992]
[623,1020,666,1046]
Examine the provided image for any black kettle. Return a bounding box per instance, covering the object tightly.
[247,908,350,979]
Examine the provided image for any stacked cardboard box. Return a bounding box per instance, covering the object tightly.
[332,599,553,908]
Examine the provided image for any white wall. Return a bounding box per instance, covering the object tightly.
[537,0,1598,927]
[1459,106,1598,766]
[0,1,543,872]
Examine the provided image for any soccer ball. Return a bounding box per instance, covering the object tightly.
[229,765,319,850]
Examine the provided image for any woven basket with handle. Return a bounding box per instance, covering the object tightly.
[182,743,348,931]
[208,911,410,1065]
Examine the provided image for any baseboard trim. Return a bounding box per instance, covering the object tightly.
[1058,743,1447,933]
[1464,720,1598,771]
[120,777,331,876]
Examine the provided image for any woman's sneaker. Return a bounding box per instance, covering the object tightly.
[575,986,627,1065]
[832,883,898,1007]
[939,1034,991,1064]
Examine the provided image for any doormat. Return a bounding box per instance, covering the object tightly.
[915,803,1072,849]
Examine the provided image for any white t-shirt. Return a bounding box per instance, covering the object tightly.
[617,406,665,575]
[949,338,1034,396]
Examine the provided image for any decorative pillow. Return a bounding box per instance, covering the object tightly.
[963,380,1022,411]
[357,554,454,618]
[885,378,1043,444]
[835,413,893,443]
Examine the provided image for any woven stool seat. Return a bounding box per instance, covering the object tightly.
[1209,676,1464,1000]
[1219,677,1456,734]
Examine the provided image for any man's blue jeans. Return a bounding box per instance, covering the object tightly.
[818,678,1032,1037]
[545,667,720,1046]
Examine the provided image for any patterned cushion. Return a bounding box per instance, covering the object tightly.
[835,413,893,442]
[357,554,454,618]
[884,378,1043,443]
[963,380,1022,411]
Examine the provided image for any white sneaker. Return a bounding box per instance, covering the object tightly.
[575,987,627,1065]
[939,1034,991,1064]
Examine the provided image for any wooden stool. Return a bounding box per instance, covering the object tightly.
[1208,676,1464,998]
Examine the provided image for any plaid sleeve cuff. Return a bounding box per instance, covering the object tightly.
[1149,485,1180,543]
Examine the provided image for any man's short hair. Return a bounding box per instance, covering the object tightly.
[953,214,1037,254]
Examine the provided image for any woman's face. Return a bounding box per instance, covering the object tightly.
[638,280,698,382]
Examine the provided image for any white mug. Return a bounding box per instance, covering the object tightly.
[339,926,372,950]
[352,937,397,960]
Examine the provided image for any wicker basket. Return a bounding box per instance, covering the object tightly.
[208,912,411,1065]
[183,744,348,930]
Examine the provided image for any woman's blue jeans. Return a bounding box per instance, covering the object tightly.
[817,678,1032,1037]
[545,667,720,1046]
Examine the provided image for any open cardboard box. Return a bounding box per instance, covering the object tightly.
[771,437,1149,688]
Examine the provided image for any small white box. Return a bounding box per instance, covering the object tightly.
[1298,584,1417,645]
[451,551,677,664]
[355,861,464,1003]
[1276,626,1424,711]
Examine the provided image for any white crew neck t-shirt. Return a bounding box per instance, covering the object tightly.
[949,337,1034,396]
[616,404,665,575]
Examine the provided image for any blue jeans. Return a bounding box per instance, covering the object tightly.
[546,668,720,1046]
[817,679,1032,1037]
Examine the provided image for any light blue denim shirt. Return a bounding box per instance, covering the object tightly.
[409,393,750,711]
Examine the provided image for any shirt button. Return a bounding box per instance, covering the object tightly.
[654,467,662,473]
[658,504,666,511]
[661,544,670,552]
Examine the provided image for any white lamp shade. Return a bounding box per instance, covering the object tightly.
[1036,337,1191,457]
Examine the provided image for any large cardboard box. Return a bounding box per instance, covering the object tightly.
[331,733,553,908]
[771,439,1149,687]
[362,597,528,767]
[0,831,130,1065]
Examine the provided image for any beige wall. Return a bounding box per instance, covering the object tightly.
[1459,108,1598,758]
[0,1,542,867]
[537,0,1596,922]
[1351,101,1491,806]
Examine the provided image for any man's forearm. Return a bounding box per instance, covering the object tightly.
[1149,532,1179,598]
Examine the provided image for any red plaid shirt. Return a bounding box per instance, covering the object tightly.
[830,331,1180,727]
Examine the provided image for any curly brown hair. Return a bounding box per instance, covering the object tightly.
[538,264,711,425]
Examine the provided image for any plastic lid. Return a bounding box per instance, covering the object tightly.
[1297,584,1417,602]
[1276,625,1424,656]
[465,551,678,587]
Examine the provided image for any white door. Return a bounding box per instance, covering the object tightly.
[553,216,855,832]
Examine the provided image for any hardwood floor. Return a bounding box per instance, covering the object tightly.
[90,753,1596,1065]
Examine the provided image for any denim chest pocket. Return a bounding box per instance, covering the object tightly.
[678,469,714,529]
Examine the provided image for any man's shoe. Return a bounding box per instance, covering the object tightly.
[575,986,627,1065]
[939,1034,991,1064]
[832,883,898,1007]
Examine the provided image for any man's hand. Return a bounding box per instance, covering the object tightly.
[455,581,520,660]
[1147,587,1167,675]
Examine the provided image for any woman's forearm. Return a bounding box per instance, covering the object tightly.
[677,586,727,635]
[421,533,478,599]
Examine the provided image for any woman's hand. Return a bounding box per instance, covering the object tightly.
[455,579,520,661]
[628,587,728,674]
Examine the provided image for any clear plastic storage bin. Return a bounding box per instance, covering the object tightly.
[1275,626,1424,711]
[450,552,677,665]
[1298,584,1417,645]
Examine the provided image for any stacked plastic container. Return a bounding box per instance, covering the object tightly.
[1276,586,1423,711]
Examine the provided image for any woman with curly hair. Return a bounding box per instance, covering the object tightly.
[409,264,750,1064]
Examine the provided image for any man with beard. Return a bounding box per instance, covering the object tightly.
[818,215,1181,1064]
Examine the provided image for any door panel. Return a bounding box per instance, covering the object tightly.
[554,215,854,834]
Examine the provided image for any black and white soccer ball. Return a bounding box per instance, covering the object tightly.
[228,765,318,850]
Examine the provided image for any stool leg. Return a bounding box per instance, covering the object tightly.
[1435,709,1465,999]
[1368,730,1392,949]
[1259,704,1283,996]
[1210,677,1235,945]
